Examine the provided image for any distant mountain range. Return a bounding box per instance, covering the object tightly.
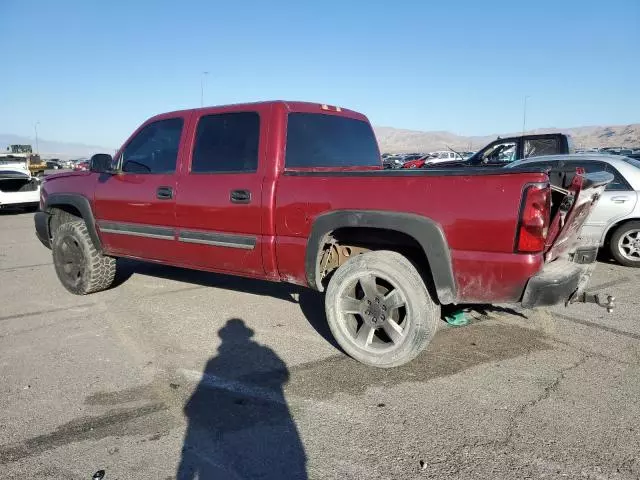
[0,134,114,160]
[2,123,639,159]
[374,123,640,153]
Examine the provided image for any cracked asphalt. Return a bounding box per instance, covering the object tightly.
[1,210,639,479]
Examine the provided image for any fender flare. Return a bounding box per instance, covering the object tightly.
[305,210,457,304]
[45,193,103,251]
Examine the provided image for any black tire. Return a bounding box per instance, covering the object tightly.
[325,250,440,368]
[52,220,116,294]
[609,221,640,267]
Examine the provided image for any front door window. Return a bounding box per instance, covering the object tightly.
[120,118,183,174]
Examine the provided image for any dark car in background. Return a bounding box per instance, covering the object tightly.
[424,133,574,168]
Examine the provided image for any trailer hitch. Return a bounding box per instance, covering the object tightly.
[568,292,615,313]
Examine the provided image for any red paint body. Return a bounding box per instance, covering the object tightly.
[42,101,556,304]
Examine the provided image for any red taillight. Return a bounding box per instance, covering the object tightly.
[515,184,550,253]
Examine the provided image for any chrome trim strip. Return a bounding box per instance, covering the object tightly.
[99,228,174,240]
[97,221,256,249]
[98,222,175,240]
[178,230,256,250]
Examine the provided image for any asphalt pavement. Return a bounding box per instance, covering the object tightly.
[0,211,639,479]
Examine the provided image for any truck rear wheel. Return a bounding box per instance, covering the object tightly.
[52,220,116,294]
[325,250,440,368]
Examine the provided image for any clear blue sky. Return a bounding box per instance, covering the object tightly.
[2,0,639,148]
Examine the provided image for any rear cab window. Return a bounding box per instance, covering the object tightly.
[285,113,380,168]
[523,137,560,159]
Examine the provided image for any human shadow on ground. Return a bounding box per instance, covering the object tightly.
[176,318,307,480]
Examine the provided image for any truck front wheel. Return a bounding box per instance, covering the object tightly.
[325,250,440,368]
[52,220,116,294]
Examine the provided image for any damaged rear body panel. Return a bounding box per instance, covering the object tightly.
[521,171,613,309]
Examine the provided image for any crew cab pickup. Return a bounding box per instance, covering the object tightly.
[34,101,611,367]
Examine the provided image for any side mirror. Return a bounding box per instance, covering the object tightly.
[90,153,114,173]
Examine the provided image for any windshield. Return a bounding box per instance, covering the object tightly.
[475,142,517,164]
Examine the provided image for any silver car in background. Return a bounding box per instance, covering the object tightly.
[507,154,640,267]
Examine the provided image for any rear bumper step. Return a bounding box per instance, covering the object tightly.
[521,246,605,310]
[521,259,584,308]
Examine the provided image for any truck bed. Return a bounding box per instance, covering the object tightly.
[275,167,550,303]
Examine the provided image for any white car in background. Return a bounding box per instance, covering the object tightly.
[0,162,41,210]
[424,151,465,164]
[508,154,640,267]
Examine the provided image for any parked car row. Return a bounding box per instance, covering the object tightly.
[41,158,90,172]
[382,150,474,169]
[382,133,572,170]
[575,148,640,162]
[575,147,640,156]
[43,158,76,170]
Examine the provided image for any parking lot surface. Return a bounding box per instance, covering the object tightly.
[1,211,639,479]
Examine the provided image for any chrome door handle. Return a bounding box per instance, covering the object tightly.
[157,186,173,200]
[611,196,629,203]
[230,189,251,204]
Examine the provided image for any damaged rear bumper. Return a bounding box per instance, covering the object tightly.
[521,247,598,309]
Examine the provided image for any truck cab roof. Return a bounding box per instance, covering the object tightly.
[148,100,368,123]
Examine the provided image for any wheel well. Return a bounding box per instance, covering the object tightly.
[317,227,437,299]
[48,205,82,237]
[603,218,640,247]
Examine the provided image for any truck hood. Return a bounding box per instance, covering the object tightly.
[44,170,90,181]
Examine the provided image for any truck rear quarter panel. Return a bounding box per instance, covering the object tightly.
[275,171,548,303]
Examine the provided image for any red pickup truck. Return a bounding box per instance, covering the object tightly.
[34,101,612,367]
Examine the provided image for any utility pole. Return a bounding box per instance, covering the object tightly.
[521,96,530,137]
[200,71,209,107]
[34,122,40,155]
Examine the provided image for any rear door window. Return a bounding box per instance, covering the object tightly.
[190,112,260,173]
[559,161,630,191]
[524,138,560,159]
[285,113,380,168]
[557,160,606,189]
[603,164,632,191]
